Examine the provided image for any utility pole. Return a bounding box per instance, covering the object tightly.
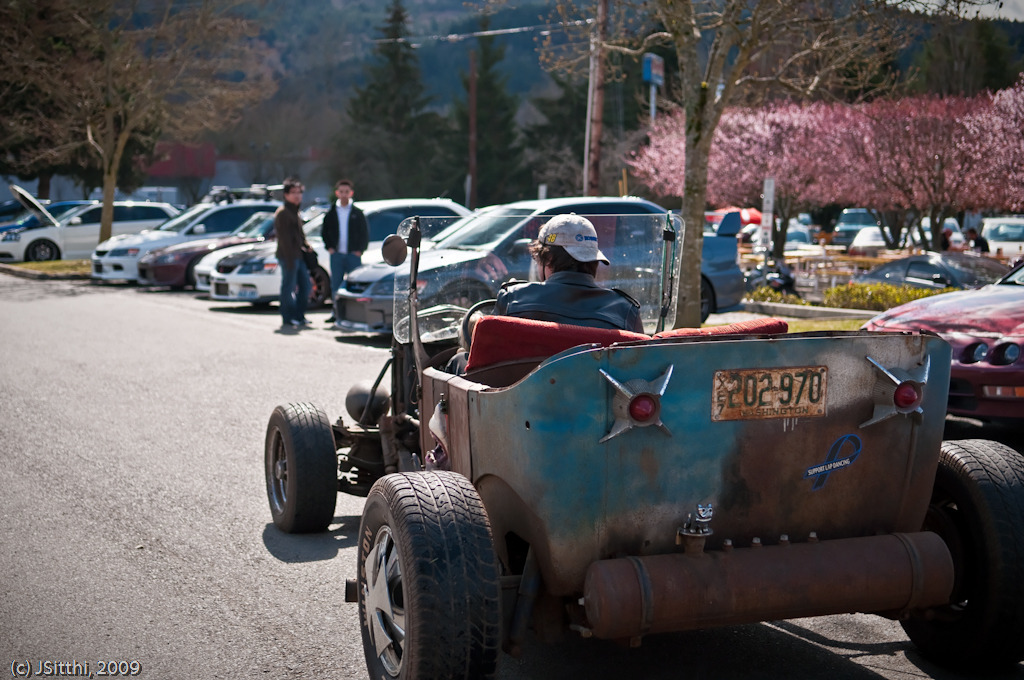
[583,0,607,196]
[467,50,478,210]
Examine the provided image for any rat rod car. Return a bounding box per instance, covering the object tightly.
[264,213,1024,679]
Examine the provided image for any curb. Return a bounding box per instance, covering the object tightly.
[0,262,90,281]
[742,301,876,320]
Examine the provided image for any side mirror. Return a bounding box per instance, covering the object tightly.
[932,274,950,286]
[381,233,408,266]
[192,224,206,235]
[69,216,82,226]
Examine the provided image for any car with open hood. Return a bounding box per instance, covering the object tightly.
[0,185,177,262]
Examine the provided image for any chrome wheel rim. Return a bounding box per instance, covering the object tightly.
[363,525,405,677]
[268,431,287,514]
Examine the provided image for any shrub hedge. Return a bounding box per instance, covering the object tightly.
[822,283,956,311]
[746,282,955,311]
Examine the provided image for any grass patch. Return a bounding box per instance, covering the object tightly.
[9,259,91,276]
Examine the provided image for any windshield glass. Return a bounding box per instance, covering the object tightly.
[998,262,1024,285]
[155,203,208,232]
[432,208,535,249]
[984,221,1024,242]
[946,254,1011,285]
[234,212,276,238]
[391,213,682,343]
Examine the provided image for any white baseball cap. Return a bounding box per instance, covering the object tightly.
[537,214,609,265]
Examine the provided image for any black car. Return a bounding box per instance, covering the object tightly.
[855,252,1009,290]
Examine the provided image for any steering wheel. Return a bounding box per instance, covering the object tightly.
[461,298,497,350]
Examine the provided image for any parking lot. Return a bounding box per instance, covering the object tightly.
[1,273,1020,679]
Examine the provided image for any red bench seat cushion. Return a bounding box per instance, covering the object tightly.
[465,316,650,372]
[652,317,789,339]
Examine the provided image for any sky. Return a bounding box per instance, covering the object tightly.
[977,0,1024,21]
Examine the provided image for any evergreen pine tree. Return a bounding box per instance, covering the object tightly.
[332,0,448,198]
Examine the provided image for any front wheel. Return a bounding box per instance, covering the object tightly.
[26,239,61,261]
[901,439,1024,670]
[309,266,331,306]
[265,403,338,533]
[358,471,501,680]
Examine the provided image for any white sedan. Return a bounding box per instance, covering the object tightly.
[982,216,1024,261]
[92,199,279,282]
[0,186,178,262]
[208,220,332,306]
[207,198,471,306]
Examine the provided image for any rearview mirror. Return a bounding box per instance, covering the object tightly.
[381,234,407,266]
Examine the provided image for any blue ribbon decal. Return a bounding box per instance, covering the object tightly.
[805,434,862,491]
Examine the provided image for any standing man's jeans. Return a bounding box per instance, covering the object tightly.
[279,257,311,325]
[329,251,362,320]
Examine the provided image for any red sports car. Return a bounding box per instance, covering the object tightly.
[864,263,1024,421]
[136,211,275,288]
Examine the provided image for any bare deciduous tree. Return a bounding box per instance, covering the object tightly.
[551,0,997,327]
[1,0,277,243]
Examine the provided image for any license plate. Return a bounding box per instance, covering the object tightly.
[712,366,827,421]
[238,288,258,299]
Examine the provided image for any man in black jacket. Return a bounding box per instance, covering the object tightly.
[321,178,369,323]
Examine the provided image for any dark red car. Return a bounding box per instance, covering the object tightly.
[864,262,1024,421]
[136,211,275,288]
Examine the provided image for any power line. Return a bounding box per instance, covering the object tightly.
[373,18,593,46]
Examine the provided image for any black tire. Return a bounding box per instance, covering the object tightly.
[184,257,200,289]
[309,266,331,306]
[358,471,501,680]
[26,239,61,262]
[700,277,715,323]
[265,403,338,533]
[901,439,1024,670]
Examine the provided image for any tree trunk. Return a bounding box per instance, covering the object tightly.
[37,173,52,200]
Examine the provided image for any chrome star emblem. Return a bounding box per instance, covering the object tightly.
[599,365,673,443]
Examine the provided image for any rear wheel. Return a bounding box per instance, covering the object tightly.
[265,403,338,533]
[26,239,60,261]
[358,471,501,680]
[901,439,1024,670]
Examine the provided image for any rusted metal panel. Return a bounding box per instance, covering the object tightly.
[583,531,953,639]
[465,332,951,595]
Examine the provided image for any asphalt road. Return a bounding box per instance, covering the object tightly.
[1,274,1021,680]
